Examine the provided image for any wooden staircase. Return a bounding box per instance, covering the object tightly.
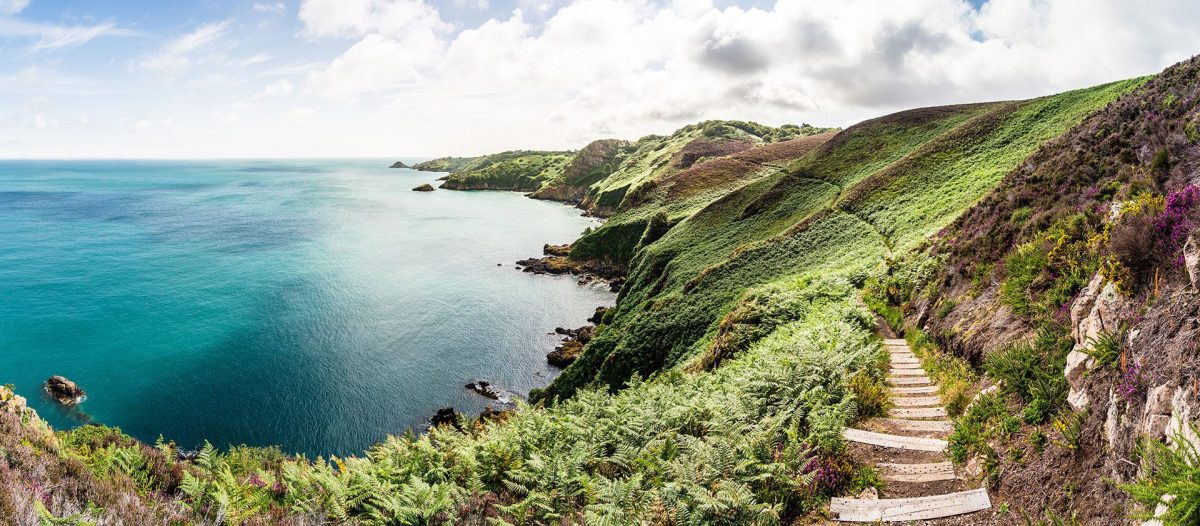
[829,338,992,522]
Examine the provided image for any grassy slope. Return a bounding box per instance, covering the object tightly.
[544,79,1142,402]
[0,77,1150,525]
[439,151,574,192]
[569,122,834,264]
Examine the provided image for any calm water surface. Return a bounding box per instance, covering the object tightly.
[0,160,612,456]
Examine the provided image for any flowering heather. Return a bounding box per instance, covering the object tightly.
[1154,184,1200,264]
[1118,361,1147,404]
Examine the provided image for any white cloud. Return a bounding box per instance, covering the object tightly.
[8,0,1200,158]
[0,17,133,51]
[0,0,29,15]
[139,20,233,73]
[253,2,287,14]
[261,79,294,97]
[307,31,444,97]
[298,0,1200,148]
[298,0,448,38]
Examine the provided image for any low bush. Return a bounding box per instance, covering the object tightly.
[1121,424,1200,525]
[848,370,891,419]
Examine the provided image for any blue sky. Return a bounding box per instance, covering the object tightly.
[1,0,1197,158]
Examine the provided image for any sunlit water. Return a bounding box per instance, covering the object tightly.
[0,160,612,456]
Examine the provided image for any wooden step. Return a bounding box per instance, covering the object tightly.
[877,462,957,483]
[889,407,948,419]
[882,339,906,345]
[891,385,938,395]
[891,356,919,363]
[889,376,932,385]
[830,488,991,522]
[892,396,941,407]
[866,417,954,433]
[888,368,927,376]
[843,428,947,452]
[890,362,922,370]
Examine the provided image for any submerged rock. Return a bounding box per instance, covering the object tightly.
[45,376,86,405]
[412,183,436,192]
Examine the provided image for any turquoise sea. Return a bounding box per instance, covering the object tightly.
[0,160,613,456]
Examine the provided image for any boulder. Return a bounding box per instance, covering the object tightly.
[543,244,572,257]
[588,306,609,325]
[45,376,86,405]
[547,341,584,368]
[1185,231,1200,287]
[412,183,435,192]
[1105,387,1121,450]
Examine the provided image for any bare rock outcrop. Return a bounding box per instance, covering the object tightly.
[1064,274,1131,410]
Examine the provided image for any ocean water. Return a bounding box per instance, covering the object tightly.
[0,160,613,456]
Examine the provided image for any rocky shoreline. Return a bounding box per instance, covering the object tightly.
[546,306,607,368]
[516,244,625,292]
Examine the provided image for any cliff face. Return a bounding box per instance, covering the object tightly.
[529,138,628,204]
[875,57,1200,522]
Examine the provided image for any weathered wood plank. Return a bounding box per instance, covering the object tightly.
[866,417,954,433]
[888,376,932,385]
[843,428,947,452]
[890,406,948,419]
[882,339,907,345]
[888,368,927,376]
[831,488,991,522]
[890,363,922,370]
[877,462,957,482]
[891,385,938,394]
[892,396,942,407]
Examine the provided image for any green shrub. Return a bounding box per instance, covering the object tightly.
[999,242,1048,316]
[947,393,1008,464]
[1121,425,1200,525]
[1052,411,1085,451]
[1083,331,1122,370]
[935,299,957,319]
[849,370,891,419]
[1152,148,1171,173]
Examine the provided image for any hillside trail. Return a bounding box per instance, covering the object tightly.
[821,321,995,524]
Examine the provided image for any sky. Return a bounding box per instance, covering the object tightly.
[0,0,1198,159]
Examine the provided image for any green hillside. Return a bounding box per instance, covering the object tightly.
[1,66,1164,525]
[413,156,482,173]
[439,150,574,192]
[543,78,1142,403]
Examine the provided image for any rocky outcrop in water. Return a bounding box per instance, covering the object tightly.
[45,376,86,405]
[430,407,461,430]
[517,244,626,292]
[389,161,409,169]
[465,381,501,400]
[546,324,597,368]
[412,184,436,192]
